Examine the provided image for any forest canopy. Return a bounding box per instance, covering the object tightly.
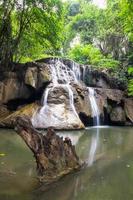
[0,0,132,95]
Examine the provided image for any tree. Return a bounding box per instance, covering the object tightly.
[0,0,64,69]
[128,67,133,96]
[68,44,120,70]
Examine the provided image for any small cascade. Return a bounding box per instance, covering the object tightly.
[87,87,100,166]
[88,87,100,126]
[82,65,87,82]
[40,87,51,112]
[49,58,81,84]
[65,84,79,118]
[72,61,81,81]
[48,59,81,117]
[32,58,82,128]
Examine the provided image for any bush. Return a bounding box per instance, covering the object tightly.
[128,67,133,96]
[68,44,119,69]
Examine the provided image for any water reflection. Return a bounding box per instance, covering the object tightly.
[0,127,133,200]
[87,128,99,166]
[57,130,84,145]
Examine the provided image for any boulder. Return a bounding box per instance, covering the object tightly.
[96,88,124,103]
[0,104,11,121]
[25,67,38,88]
[124,98,133,123]
[32,85,84,129]
[0,72,30,104]
[110,106,126,123]
[24,64,51,89]
[74,86,92,118]
[0,103,39,128]
[38,66,51,86]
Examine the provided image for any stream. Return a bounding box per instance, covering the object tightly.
[0,126,133,200]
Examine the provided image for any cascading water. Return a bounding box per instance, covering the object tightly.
[47,59,81,117]
[87,87,100,166]
[72,61,81,81]
[49,58,81,84]
[65,84,79,118]
[40,87,51,112]
[88,87,100,126]
[82,65,87,82]
[32,58,82,128]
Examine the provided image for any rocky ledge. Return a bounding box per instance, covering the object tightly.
[0,58,132,129]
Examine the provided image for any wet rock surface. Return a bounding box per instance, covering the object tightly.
[0,58,132,128]
[0,72,30,104]
[124,98,133,123]
[110,106,126,124]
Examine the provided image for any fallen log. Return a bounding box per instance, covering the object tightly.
[15,116,82,184]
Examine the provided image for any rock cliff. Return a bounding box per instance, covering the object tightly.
[0,58,132,129]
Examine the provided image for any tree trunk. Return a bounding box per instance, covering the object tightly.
[15,116,82,184]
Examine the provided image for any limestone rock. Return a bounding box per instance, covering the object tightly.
[0,72,30,104]
[32,85,84,130]
[38,66,51,86]
[74,86,92,118]
[96,88,124,103]
[124,98,133,123]
[0,103,39,128]
[25,67,38,88]
[0,105,11,121]
[24,64,51,89]
[110,106,126,123]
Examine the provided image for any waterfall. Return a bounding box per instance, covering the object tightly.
[82,65,86,82]
[49,58,81,84]
[40,87,51,112]
[72,61,81,81]
[88,87,100,126]
[87,87,100,166]
[48,59,81,118]
[65,84,79,118]
[32,58,81,128]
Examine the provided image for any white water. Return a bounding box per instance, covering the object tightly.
[65,84,79,118]
[88,87,100,126]
[82,65,86,82]
[87,87,100,166]
[32,59,81,127]
[48,59,81,118]
[72,61,81,81]
[49,59,81,84]
[40,87,51,113]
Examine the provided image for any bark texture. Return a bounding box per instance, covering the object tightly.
[15,116,81,184]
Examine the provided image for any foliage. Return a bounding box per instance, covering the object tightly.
[120,0,133,42]
[0,0,64,67]
[0,0,132,95]
[63,0,132,95]
[68,44,120,69]
[128,67,133,96]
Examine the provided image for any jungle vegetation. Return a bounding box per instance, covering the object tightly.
[0,0,132,94]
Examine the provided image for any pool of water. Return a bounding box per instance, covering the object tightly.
[0,126,133,200]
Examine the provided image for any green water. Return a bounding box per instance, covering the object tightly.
[0,126,133,200]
